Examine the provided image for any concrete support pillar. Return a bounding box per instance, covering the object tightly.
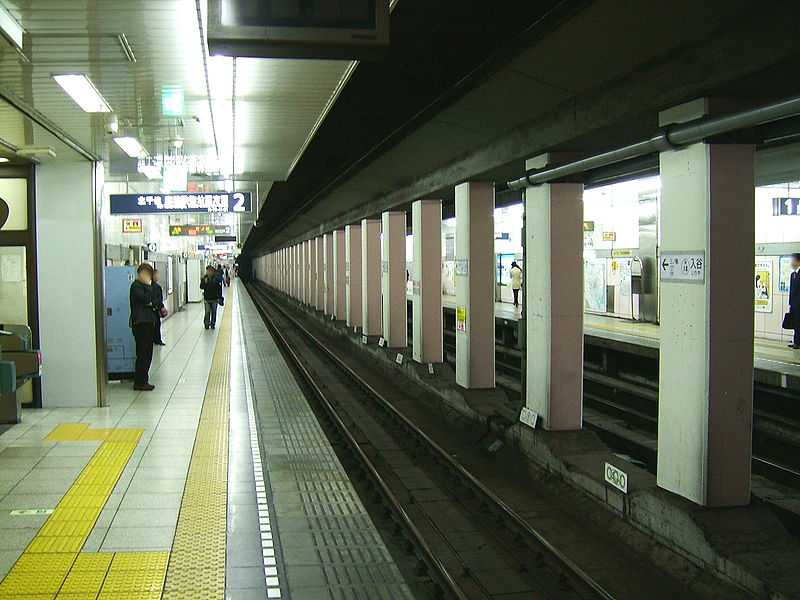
[525,183,584,430]
[315,237,324,310]
[333,229,346,320]
[361,219,382,337]
[323,233,334,315]
[37,161,105,407]
[658,142,754,507]
[381,211,407,348]
[454,181,495,389]
[306,240,313,305]
[411,200,443,364]
[345,224,362,328]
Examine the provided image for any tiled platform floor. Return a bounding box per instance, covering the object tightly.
[0,282,413,600]
[0,292,273,599]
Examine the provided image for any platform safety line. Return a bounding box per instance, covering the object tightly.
[161,299,232,600]
[235,288,283,599]
[0,422,177,600]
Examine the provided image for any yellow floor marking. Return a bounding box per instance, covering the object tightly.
[587,321,800,365]
[0,305,233,600]
[162,304,232,600]
[0,424,144,600]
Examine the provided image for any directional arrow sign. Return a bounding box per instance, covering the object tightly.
[660,251,705,283]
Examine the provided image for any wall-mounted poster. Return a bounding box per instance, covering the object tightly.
[584,258,607,313]
[779,255,793,293]
[755,261,773,313]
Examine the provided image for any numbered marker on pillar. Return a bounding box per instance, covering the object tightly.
[362,335,368,345]
[378,337,385,347]
[395,353,403,364]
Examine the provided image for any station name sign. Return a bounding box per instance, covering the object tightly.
[110,192,251,215]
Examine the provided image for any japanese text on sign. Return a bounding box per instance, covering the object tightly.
[110,192,251,214]
[660,251,705,283]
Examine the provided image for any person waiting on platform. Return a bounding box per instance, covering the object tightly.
[200,265,223,330]
[789,253,800,349]
[129,262,157,391]
[510,261,523,308]
[152,269,166,346]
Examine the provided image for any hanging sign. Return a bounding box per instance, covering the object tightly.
[122,218,142,233]
[456,306,467,333]
[755,261,773,313]
[110,192,251,214]
[169,224,231,236]
[660,251,705,283]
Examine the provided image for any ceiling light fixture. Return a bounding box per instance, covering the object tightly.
[113,136,148,158]
[0,157,9,163]
[53,74,111,113]
[0,4,24,50]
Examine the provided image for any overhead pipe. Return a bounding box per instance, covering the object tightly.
[508,95,800,189]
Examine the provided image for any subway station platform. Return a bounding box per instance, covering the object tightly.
[0,284,411,599]
[431,294,800,378]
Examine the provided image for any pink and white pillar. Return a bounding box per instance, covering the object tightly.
[381,211,407,348]
[411,200,443,364]
[361,219,382,337]
[345,224,362,329]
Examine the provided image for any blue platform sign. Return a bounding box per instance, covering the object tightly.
[110,192,251,214]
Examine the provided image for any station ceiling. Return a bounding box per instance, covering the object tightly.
[243,0,800,255]
[0,0,359,196]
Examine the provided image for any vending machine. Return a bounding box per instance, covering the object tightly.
[105,266,137,378]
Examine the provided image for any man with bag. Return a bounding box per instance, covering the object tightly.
[788,253,800,349]
[200,265,223,330]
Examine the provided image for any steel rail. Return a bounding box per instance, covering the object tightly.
[248,284,470,600]
[249,283,617,600]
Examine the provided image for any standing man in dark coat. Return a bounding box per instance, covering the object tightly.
[789,253,800,349]
[129,263,157,390]
[200,265,223,330]
[152,269,165,346]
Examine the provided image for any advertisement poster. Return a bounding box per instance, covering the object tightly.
[584,258,607,312]
[755,261,773,313]
[456,306,467,333]
[779,255,793,293]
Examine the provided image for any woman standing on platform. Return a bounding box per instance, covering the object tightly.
[129,263,157,391]
[510,261,523,308]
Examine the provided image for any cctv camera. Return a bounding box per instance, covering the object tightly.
[104,114,119,135]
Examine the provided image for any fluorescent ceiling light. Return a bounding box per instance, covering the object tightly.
[114,136,148,158]
[0,157,9,163]
[53,74,111,113]
[0,5,24,50]
[138,164,162,180]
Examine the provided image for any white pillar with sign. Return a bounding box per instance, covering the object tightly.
[525,183,584,430]
[345,224,362,328]
[454,181,495,388]
[412,200,443,364]
[658,141,754,507]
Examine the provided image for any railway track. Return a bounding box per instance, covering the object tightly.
[247,282,616,600]
[438,321,800,490]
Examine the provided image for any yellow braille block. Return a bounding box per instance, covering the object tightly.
[55,593,101,600]
[109,552,169,572]
[38,520,94,539]
[11,553,77,572]
[26,536,85,554]
[44,423,90,441]
[70,553,113,572]
[58,568,107,594]
[97,591,161,600]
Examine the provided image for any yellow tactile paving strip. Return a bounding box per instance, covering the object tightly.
[0,305,233,600]
[162,303,231,599]
[0,423,149,600]
[586,319,800,365]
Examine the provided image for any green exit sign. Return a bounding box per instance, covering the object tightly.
[161,87,184,116]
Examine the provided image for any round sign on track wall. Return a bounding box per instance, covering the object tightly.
[0,197,9,230]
